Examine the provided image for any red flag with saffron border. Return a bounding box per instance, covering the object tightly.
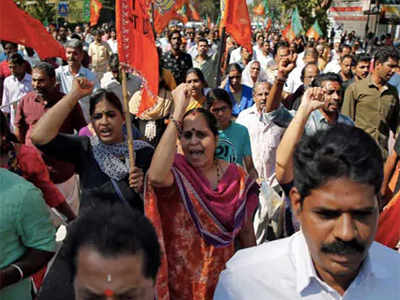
[0,0,65,59]
[116,0,159,116]
[90,0,103,27]
[153,0,187,33]
[221,0,252,53]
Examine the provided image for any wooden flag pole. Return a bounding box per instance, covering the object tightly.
[121,71,136,170]
[216,27,227,86]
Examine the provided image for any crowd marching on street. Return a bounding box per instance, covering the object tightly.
[1,0,400,299]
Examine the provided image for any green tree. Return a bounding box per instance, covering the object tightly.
[279,0,333,36]
[14,0,56,24]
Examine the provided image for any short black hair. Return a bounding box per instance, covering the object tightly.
[273,41,289,57]
[197,38,209,45]
[293,124,383,202]
[109,53,119,70]
[89,89,123,116]
[62,202,161,280]
[33,62,56,79]
[168,29,181,41]
[340,54,355,65]
[339,43,351,53]
[374,46,400,65]
[7,53,25,65]
[354,53,371,65]
[205,88,233,109]
[311,72,342,88]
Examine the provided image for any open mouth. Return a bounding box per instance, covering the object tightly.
[99,128,113,137]
[189,150,204,158]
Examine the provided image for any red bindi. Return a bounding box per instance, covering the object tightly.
[104,289,114,297]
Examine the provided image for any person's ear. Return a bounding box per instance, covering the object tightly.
[290,186,303,219]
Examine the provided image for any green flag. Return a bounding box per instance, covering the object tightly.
[263,0,269,15]
[83,0,90,23]
[291,7,304,36]
[313,20,323,36]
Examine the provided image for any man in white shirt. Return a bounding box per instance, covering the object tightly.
[56,39,99,121]
[324,44,351,74]
[255,40,274,72]
[215,119,400,299]
[284,47,318,95]
[1,53,32,131]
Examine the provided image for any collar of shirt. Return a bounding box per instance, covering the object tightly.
[293,231,389,296]
[11,73,31,84]
[63,65,87,77]
[367,75,389,92]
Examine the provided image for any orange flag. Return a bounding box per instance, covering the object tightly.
[90,0,103,27]
[221,0,252,53]
[282,22,296,42]
[253,3,265,16]
[153,0,187,33]
[375,192,400,249]
[188,2,201,21]
[116,0,159,116]
[0,0,65,59]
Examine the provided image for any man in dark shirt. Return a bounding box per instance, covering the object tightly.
[339,54,355,91]
[342,46,400,159]
[161,30,193,84]
[15,62,86,215]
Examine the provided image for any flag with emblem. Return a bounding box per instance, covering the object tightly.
[90,0,102,26]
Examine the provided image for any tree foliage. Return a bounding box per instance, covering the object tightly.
[14,0,56,24]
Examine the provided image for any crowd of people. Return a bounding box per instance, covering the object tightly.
[1,19,400,300]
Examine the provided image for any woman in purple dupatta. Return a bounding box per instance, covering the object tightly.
[145,84,259,300]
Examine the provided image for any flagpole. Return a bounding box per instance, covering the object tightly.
[121,71,136,170]
[216,27,226,86]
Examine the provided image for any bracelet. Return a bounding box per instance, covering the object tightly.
[170,117,183,135]
[10,264,24,280]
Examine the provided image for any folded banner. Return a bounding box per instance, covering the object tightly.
[116,0,159,116]
[153,0,187,34]
[221,0,252,53]
[90,0,103,27]
[0,0,65,59]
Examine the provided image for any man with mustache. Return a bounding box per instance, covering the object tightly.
[342,46,400,159]
[214,87,400,299]
[56,39,98,122]
[14,61,86,221]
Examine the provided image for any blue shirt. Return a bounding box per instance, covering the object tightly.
[271,105,354,136]
[223,80,254,117]
[55,65,99,122]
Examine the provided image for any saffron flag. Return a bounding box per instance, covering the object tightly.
[253,3,265,16]
[221,0,253,54]
[188,1,201,21]
[153,0,187,33]
[306,20,323,40]
[90,0,103,27]
[265,17,272,32]
[375,191,400,249]
[0,0,65,59]
[291,7,304,36]
[282,22,296,42]
[116,0,159,116]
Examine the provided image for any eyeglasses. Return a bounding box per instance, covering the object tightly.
[211,106,229,114]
